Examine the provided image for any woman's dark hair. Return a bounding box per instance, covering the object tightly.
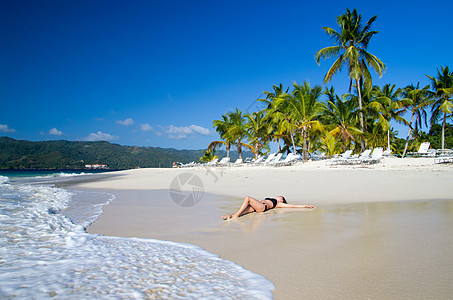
[281,196,287,203]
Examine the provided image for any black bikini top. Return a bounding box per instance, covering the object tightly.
[264,197,277,208]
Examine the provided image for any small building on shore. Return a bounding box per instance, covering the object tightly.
[84,164,108,169]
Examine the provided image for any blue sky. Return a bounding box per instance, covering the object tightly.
[1,0,452,150]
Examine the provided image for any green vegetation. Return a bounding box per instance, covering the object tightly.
[199,148,218,163]
[315,8,386,151]
[427,66,453,149]
[419,124,453,151]
[205,8,453,159]
[0,137,238,169]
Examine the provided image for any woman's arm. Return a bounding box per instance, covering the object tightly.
[276,203,316,209]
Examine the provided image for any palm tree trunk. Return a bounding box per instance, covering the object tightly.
[290,133,296,155]
[237,141,242,160]
[356,78,366,151]
[402,113,415,158]
[254,143,260,158]
[302,128,308,162]
[226,143,230,158]
[387,130,391,151]
[442,112,446,149]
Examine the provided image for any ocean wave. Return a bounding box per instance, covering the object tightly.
[0,175,9,184]
[0,182,274,298]
[28,172,90,179]
[56,172,88,177]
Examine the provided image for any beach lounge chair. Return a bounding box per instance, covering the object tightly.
[232,158,243,166]
[252,155,265,164]
[383,149,392,157]
[182,161,198,167]
[407,142,434,157]
[204,158,219,166]
[358,149,372,159]
[340,149,372,165]
[268,153,283,165]
[217,157,230,166]
[362,147,384,164]
[435,148,453,157]
[340,149,353,159]
[262,153,276,164]
[327,150,353,165]
[311,152,327,161]
[435,156,453,164]
[273,153,300,166]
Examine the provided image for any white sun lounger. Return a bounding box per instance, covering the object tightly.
[311,152,327,161]
[383,149,392,157]
[273,153,300,166]
[261,153,276,165]
[407,142,435,157]
[252,155,265,164]
[268,153,283,165]
[332,149,372,165]
[435,156,453,164]
[217,157,230,165]
[362,147,384,164]
[182,161,198,167]
[328,150,353,165]
[204,158,219,166]
[232,158,243,166]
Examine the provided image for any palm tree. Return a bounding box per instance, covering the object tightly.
[318,132,341,157]
[227,108,250,160]
[368,84,406,151]
[259,84,290,151]
[269,113,292,152]
[427,66,453,149]
[315,8,387,151]
[199,148,218,162]
[245,111,272,158]
[276,81,325,161]
[322,90,362,151]
[210,114,233,158]
[324,95,363,150]
[260,84,289,107]
[400,83,432,157]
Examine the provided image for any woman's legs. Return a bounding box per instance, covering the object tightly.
[222,196,266,219]
[221,206,255,220]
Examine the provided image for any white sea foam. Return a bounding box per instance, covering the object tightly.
[6,172,93,186]
[56,172,87,177]
[62,190,116,228]
[0,176,9,184]
[26,172,89,179]
[0,181,274,298]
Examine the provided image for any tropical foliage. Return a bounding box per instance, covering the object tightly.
[199,148,218,163]
[315,8,386,151]
[203,9,452,161]
[427,66,453,149]
[399,84,433,157]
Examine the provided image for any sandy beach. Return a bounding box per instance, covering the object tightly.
[73,157,453,299]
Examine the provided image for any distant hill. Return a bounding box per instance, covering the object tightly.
[0,137,249,169]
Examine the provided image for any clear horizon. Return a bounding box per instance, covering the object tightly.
[1,0,452,150]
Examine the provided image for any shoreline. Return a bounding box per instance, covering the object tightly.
[70,158,453,299]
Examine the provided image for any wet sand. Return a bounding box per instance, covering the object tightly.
[85,189,453,299]
[75,160,453,299]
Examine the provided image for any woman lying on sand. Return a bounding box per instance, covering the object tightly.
[222,195,316,220]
